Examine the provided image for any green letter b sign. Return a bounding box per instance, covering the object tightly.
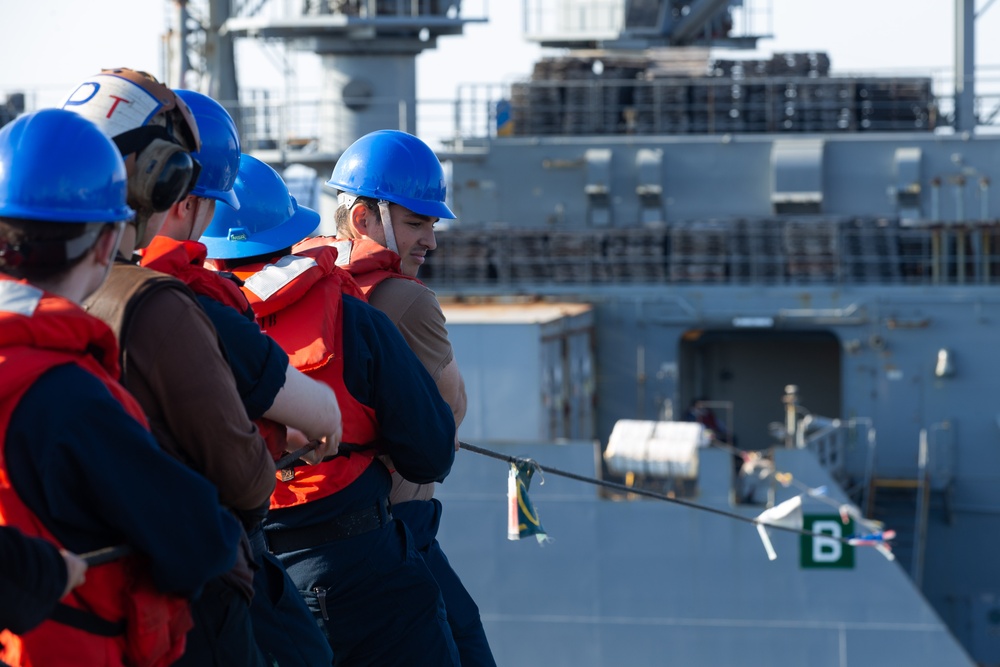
[801,514,854,569]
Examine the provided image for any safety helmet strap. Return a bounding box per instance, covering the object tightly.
[377,200,399,255]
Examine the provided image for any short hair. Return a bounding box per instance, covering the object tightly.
[0,217,104,282]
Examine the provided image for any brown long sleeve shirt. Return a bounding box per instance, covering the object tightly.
[368,278,459,505]
[82,263,274,600]
[87,264,275,512]
[126,287,276,510]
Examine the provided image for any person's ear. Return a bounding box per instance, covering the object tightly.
[178,195,200,221]
[93,224,121,267]
[350,204,370,236]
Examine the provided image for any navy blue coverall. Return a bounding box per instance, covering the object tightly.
[264,294,460,667]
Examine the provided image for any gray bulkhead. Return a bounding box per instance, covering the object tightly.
[448,132,1000,226]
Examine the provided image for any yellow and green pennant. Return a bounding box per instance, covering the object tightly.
[507,460,549,544]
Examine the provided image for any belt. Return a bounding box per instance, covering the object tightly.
[266,498,392,555]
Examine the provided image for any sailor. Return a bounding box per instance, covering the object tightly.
[201,154,461,666]
[139,88,338,666]
[61,68,273,666]
[0,108,241,666]
[312,129,496,666]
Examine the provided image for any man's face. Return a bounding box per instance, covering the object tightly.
[368,203,438,278]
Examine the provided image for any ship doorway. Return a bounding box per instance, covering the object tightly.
[679,330,842,452]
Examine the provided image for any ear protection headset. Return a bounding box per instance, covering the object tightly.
[62,68,203,216]
[113,124,202,213]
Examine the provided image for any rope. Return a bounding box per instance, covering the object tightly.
[275,442,368,470]
[458,441,880,548]
[73,442,872,569]
[275,442,320,470]
[79,545,132,566]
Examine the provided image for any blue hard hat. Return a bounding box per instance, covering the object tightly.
[174,89,241,210]
[201,154,319,259]
[0,108,134,223]
[326,129,455,219]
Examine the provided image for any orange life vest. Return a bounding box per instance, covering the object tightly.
[231,246,380,509]
[293,236,422,298]
[0,277,192,667]
[141,236,252,315]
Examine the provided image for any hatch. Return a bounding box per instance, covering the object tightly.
[679,329,841,452]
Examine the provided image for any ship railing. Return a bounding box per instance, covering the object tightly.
[228,90,320,153]
[424,221,1000,288]
[240,0,467,19]
[795,415,876,506]
[521,0,772,46]
[523,0,623,38]
[731,413,870,508]
[473,74,939,138]
[443,65,1000,141]
[220,89,456,158]
[795,414,848,480]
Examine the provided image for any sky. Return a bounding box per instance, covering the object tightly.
[2,1,999,123]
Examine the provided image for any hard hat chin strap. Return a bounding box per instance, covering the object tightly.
[130,208,153,255]
[99,223,127,283]
[377,200,399,255]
